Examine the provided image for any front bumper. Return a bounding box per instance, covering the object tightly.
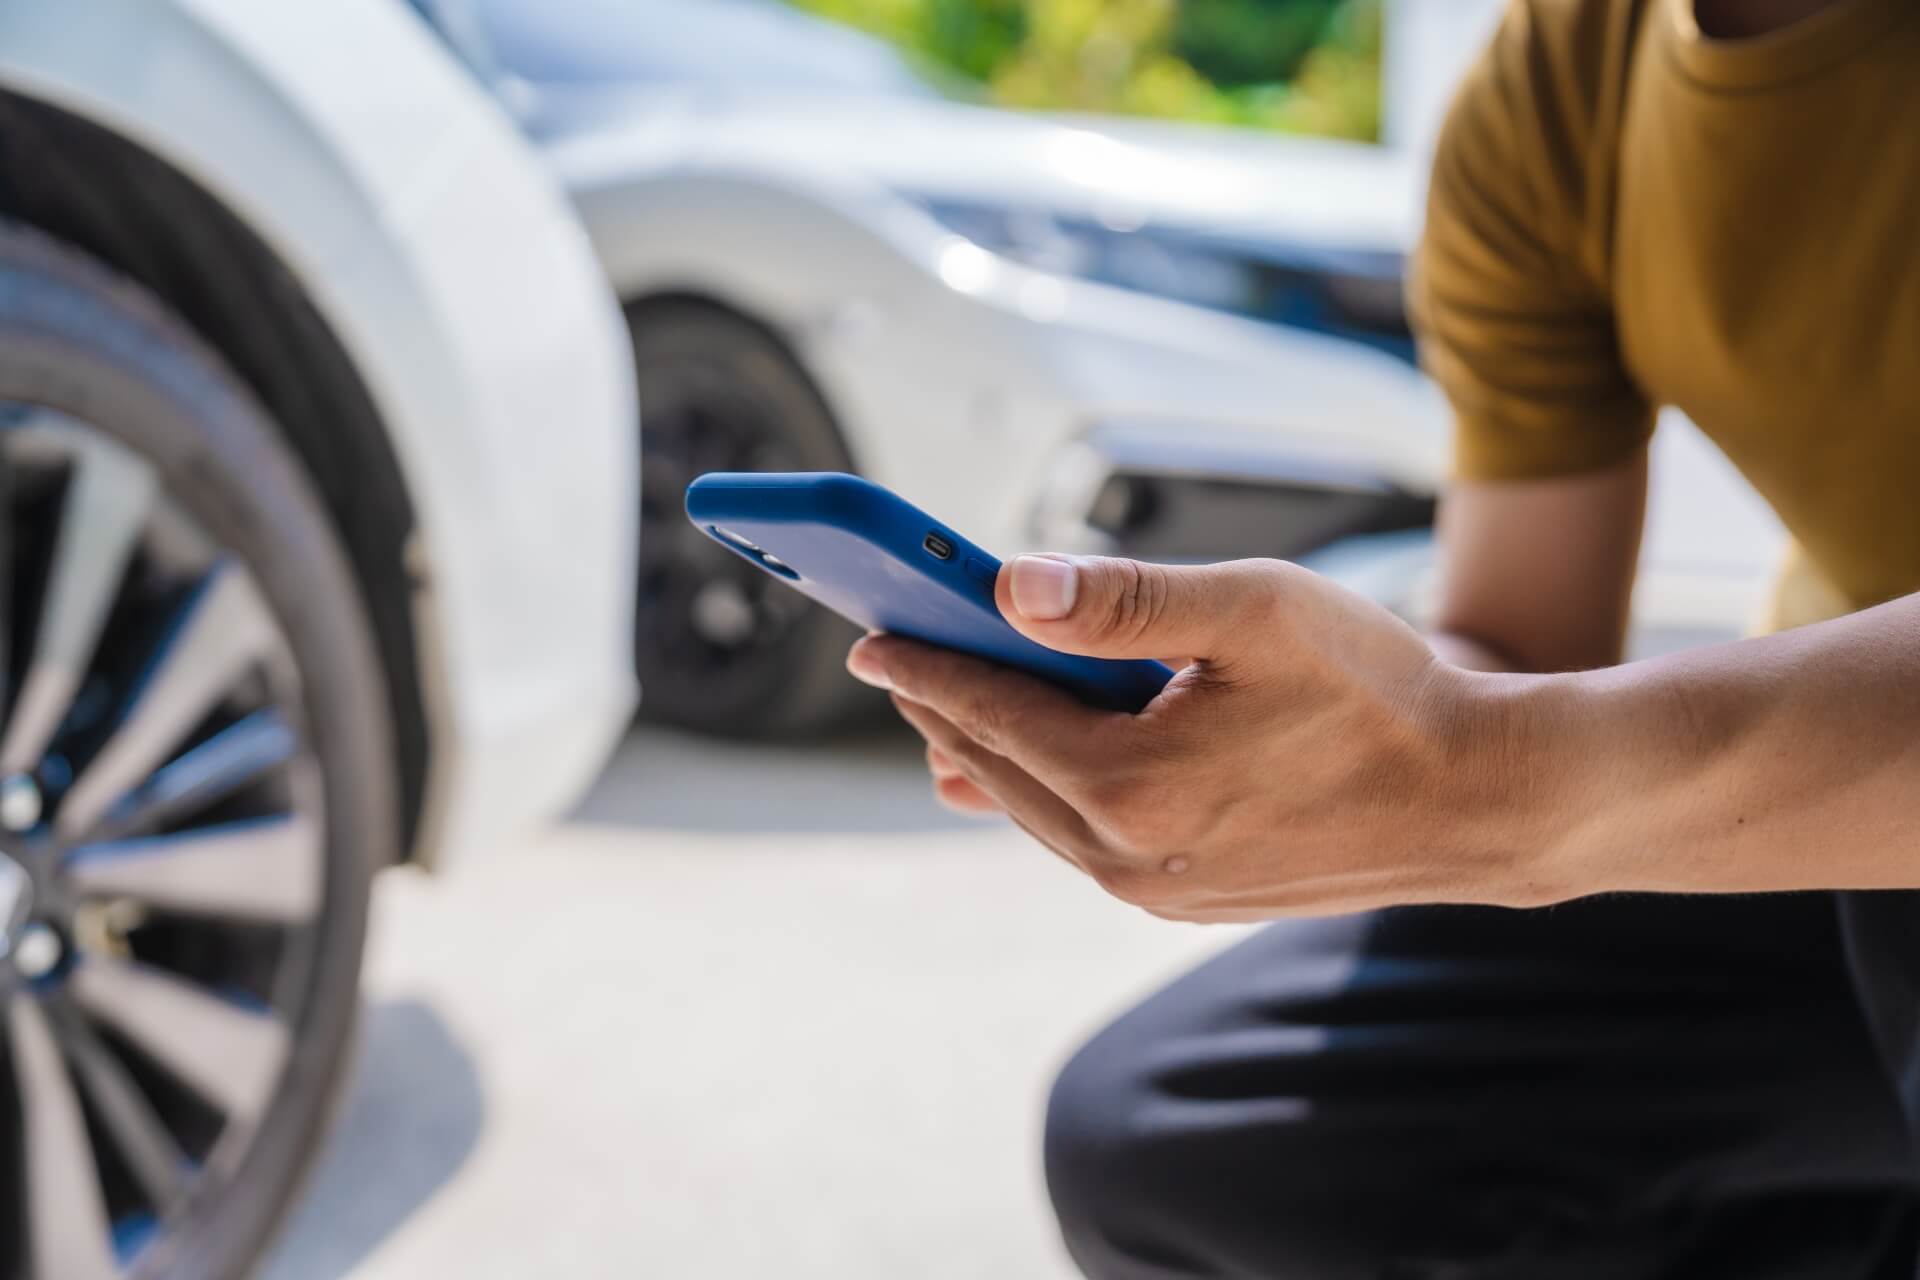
[815,236,1452,583]
[1029,421,1435,566]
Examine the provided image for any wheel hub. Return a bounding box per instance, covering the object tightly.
[1,770,43,833]
[691,580,758,646]
[634,360,820,690]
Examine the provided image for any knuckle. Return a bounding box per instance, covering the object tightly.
[942,730,997,777]
[1084,774,1180,852]
[1236,558,1301,626]
[1083,774,1144,825]
[1089,859,1148,904]
[952,686,1012,753]
[1087,560,1171,646]
[1091,859,1175,908]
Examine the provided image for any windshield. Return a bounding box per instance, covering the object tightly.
[465,0,941,97]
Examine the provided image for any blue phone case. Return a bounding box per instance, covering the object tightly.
[685,472,1172,713]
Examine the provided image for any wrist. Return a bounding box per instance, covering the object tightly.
[1443,668,1601,908]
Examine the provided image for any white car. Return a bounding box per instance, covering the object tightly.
[411,0,1451,736]
[0,1,634,1275]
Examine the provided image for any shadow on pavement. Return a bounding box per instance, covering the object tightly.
[571,723,983,835]
[262,998,484,1280]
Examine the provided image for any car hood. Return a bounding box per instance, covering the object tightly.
[535,86,1424,255]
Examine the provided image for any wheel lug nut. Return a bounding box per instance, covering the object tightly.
[0,773,41,832]
[12,922,61,979]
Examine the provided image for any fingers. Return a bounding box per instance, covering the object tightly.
[899,676,1252,919]
[927,745,1002,814]
[890,695,1099,869]
[848,633,1123,797]
[994,554,1292,671]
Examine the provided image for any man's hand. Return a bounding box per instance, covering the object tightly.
[847,555,1557,921]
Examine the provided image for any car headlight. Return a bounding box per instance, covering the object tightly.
[912,195,1414,363]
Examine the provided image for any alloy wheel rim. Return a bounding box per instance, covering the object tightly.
[0,406,328,1278]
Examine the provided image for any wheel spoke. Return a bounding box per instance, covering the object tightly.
[8,993,121,1280]
[66,814,321,923]
[68,958,289,1126]
[57,562,276,843]
[85,710,298,844]
[45,997,193,1216]
[0,400,334,1273]
[0,437,155,776]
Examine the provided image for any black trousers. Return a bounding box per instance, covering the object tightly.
[1045,893,1920,1279]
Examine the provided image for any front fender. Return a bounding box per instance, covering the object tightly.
[0,0,638,863]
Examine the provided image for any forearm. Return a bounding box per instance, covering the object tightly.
[1499,593,1920,898]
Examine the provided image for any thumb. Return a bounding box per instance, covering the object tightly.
[995,554,1279,665]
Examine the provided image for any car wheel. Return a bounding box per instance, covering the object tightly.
[629,301,876,737]
[0,222,391,1279]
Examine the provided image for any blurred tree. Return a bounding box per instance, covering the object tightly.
[782,0,1382,141]
[923,0,1027,79]
[1241,0,1381,137]
[991,0,1178,114]
[1172,0,1339,86]
[793,0,923,45]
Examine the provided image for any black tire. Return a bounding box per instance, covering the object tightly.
[630,301,877,737]
[0,221,392,1279]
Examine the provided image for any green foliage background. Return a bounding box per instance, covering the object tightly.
[786,0,1383,141]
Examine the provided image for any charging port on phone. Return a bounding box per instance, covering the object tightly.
[922,531,956,561]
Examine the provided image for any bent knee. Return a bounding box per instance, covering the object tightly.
[1043,1024,1382,1279]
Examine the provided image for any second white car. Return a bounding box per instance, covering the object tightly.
[412,0,1451,736]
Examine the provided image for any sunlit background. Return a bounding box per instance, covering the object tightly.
[784,0,1387,139]
[0,2,1786,1277]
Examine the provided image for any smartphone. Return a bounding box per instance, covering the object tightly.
[684,472,1172,712]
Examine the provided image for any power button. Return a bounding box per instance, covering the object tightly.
[963,557,999,588]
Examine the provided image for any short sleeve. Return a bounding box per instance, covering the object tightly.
[1407,0,1654,482]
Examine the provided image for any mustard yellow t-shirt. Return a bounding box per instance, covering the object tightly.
[1409,0,1920,622]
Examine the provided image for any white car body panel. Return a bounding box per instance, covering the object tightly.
[555,102,1447,561]
[563,92,1426,251]
[0,0,637,863]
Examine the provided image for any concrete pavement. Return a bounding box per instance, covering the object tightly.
[264,725,1242,1279]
